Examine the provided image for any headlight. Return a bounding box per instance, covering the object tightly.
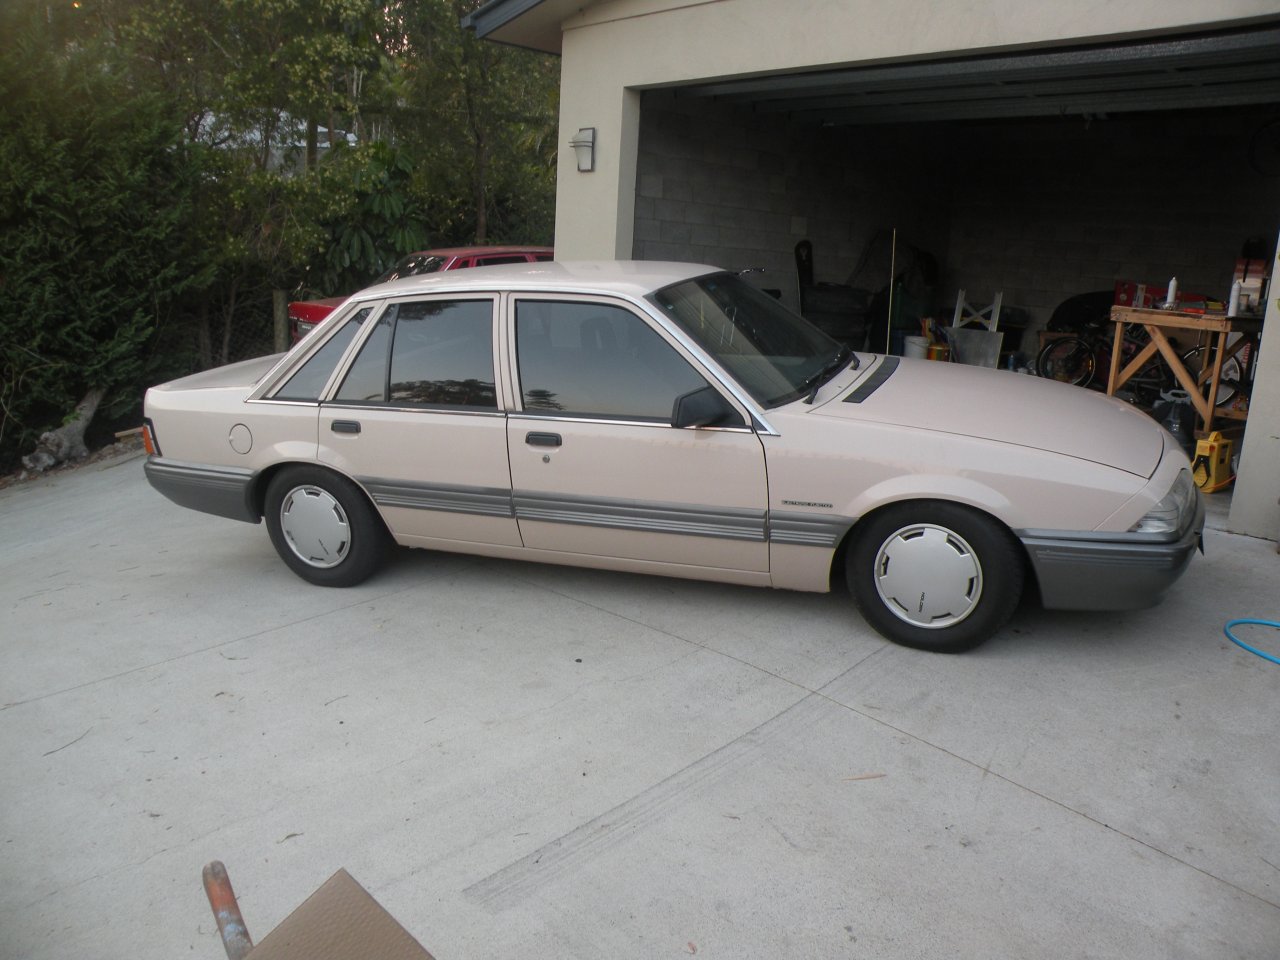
[1130,469,1197,535]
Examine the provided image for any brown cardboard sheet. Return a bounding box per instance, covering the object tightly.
[245,869,435,960]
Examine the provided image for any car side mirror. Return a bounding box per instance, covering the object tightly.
[671,385,744,429]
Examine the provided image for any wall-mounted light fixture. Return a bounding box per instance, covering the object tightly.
[569,127,596,172]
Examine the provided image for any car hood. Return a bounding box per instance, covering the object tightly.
[818,356,1166,478]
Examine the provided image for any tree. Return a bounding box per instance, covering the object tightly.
[389,0,558,246]
[0,0,559,471]
[0,3,209,470]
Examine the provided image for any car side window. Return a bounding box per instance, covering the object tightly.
[389,300,496,408]
[274,307,372,401]
[475,255,529,267]
[515,300,709,420]
[334,299,496,408]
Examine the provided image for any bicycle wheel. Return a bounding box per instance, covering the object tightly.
[1180,346,1243,406]
[1036,336,1095,386]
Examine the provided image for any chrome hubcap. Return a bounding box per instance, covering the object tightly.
[279,485,350,569]
[873,523,983,629]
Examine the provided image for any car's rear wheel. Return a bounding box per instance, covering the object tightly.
[846,501,1024,653]
[264,466,389,586]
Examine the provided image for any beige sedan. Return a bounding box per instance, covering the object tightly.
[143,261,1202,652]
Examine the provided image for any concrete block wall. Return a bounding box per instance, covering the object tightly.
[943,109,1280,351]
[635,92,950,311]
[636,95,1279,352]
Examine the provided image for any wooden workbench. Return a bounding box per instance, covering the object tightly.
[1106,305,1262,435]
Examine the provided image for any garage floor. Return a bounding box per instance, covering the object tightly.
[2,451,1278,959]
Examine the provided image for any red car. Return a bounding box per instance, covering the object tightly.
[288,245,553,342]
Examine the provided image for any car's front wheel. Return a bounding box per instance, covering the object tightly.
[264,466,389,586]
[846,501,1024,653]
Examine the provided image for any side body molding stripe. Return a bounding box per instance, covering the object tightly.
[768,512,855,548]
[147,461,859,549]
[514,491,766,541]
[357,478,515,517]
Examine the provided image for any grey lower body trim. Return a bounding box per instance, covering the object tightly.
[1019,500,1204,611]
[768,511,854,548]
[144,458,258,524]
[359,478,514,518]
[514,490,766,541]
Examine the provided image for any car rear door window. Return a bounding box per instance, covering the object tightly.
[515,301,707,420]
[334,300,496,408]
[475,255,530,267]
[274,307,373,401]
[389,300,496,408]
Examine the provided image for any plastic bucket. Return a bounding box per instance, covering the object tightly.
[903,335,929,358]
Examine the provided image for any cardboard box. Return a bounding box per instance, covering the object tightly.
[1234,258,1269,313]
[245,869,436,960]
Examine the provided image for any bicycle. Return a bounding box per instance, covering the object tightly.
[1036,325,1245,408]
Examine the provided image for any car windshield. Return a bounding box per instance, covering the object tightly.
[376,254,447,283]
[650,273,841,408]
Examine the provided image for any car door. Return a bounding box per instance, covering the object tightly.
[317,296,521,548]
[505,296,769,572]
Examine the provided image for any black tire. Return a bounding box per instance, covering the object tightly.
[845,501,1024,653]
[1036,336,1095,387]
[264,466,390,586]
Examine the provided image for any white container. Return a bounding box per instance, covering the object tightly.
[903,335,929,358]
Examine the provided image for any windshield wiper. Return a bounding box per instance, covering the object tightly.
[803,344,857,404]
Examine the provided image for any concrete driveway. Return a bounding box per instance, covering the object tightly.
[2,451,1278,959]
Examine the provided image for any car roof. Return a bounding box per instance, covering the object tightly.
[350,260,725,303]
[405,245,553,258]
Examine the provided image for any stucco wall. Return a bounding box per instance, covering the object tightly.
[554,0,1277,259]
[1228,232,1280,541]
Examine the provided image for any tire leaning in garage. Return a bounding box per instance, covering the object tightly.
[845,501,1024,653]
[264,466,390,587]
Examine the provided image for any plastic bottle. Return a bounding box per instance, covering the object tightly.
[1163,276,1179,310]
[1228,279,1242,317]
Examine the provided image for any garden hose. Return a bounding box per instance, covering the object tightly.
[1223,619,1280,665]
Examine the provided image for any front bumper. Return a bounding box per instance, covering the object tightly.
[1018,493,1205,611]
[144,457,259,524]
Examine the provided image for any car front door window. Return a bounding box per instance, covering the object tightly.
[514,300,710,421]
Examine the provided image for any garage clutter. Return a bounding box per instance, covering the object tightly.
[795,234,1271,496]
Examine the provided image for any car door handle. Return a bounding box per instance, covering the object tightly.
[331,420,361,435]
[525,431,562,447]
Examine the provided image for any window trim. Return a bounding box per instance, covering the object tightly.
[507,294,708,423]
[502,292,764,430]
[325,294,502,411]
[255,301,389,404]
